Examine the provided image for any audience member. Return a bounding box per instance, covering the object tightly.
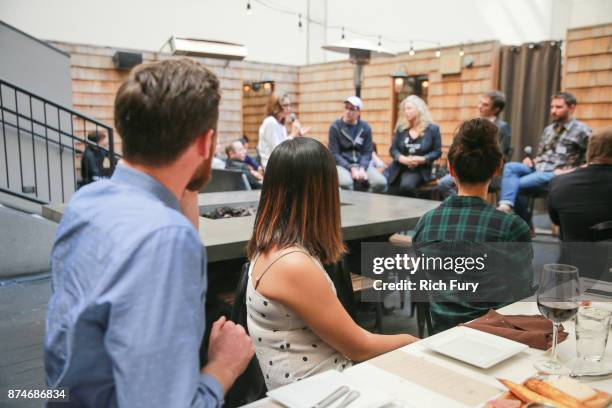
[79,130,108,187]
[385,95,441,196]
[497,92,591,221]
[438,90,512,198]
[241,134,263,171]
[246,137,418,390]
[413,118,533,333]
[45,59,254,407]
[226,140,264,189]
[212,141,226,169]
[548,126,612,241]
[328,96,387,193]
[257,93,309,168]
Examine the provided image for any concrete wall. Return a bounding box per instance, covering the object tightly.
[0,22,77,204]
[0,21,72,107]
[0,205,57,277]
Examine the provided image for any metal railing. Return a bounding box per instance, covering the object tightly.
[0,78,118,204]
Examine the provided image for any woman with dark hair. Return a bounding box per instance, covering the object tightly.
[385,95,442,196]
[246,137,417,389]
[257,93,309,168]
[413,118,533,333]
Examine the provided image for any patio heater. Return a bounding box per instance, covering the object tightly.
[322,39,396,97]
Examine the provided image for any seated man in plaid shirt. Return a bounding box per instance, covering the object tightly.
[413,119,534,333]
[497,92,591,221]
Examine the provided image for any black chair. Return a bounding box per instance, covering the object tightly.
[201,168,251,193]
[224,262,267,408]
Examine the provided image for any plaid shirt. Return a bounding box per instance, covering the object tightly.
[534,118,591,172]
[413,196,533,333]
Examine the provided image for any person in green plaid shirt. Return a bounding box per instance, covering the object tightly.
[413,118,534,333]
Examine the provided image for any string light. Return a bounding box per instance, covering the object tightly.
[248,0,462,55]
[409,41,415,56]
[377,36,382,52]
[459,43,465,57]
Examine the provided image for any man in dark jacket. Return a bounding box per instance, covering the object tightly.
[328,96,387,193]
[80,130,108,187]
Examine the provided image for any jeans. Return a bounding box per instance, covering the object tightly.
[499,162,554,207]
[437,174,456,198]
[337,165,387,193]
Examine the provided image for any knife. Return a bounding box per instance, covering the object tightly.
[311,385,349,408]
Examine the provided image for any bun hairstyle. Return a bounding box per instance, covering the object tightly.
[448,118,502,183]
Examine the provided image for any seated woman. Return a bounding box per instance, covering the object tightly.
[384,95,441,196]
[413,119,534,333]
[246,137,417,390]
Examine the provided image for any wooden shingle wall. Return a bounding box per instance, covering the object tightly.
[297,42,499,159]
[50,42,299,155]
[563,23,612,131]
[242,89,270,147]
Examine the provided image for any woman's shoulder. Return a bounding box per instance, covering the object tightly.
[261,115,278,126]
[425,123,440,133]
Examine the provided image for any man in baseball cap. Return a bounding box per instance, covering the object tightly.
[328,96,387,192]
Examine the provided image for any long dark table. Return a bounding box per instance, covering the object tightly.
[43,190,440,262]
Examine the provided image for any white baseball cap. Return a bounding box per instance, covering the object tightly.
[344,96,363,110]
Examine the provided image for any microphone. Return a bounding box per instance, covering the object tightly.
[289,113,297,123]
[524,146,533,159]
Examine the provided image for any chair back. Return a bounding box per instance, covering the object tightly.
[200,168,251,193]
[225,262,268,407]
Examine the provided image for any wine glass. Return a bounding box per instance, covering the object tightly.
[534,263,581,374]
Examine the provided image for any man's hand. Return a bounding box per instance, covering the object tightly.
[522,157,534,168]
[180,190,200,229]
[203,316,255,393]
[250,169,264,181]
[350,166,361,180]
[358,167,368,181]
[553,167,576,176]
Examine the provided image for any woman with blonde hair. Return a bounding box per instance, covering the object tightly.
[257,92,309,168]
[246,137,418,390]
[384,95,441,196]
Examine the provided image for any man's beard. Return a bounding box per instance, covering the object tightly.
[186,156,213,192]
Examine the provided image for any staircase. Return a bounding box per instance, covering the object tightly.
[0,78,119,278]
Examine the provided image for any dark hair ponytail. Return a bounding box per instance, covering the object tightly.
[447,118,502,183]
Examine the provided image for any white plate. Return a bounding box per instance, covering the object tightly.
[267,369,393,408]
[421,326,529,369]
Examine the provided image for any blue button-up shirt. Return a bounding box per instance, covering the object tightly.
[44,164,223,407]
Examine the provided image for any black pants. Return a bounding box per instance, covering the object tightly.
[389,170,425,197]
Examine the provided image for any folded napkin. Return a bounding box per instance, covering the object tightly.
[461,309,568,350]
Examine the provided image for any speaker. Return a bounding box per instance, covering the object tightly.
[112,51,143,69]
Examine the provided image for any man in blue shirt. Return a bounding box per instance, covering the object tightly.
[45,59,254,407]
